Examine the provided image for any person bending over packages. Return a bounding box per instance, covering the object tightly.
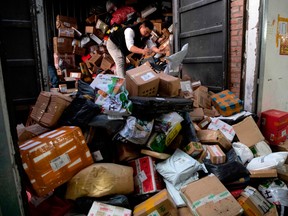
[106,20,165,77]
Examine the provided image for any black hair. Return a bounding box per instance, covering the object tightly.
[142,20,154,30]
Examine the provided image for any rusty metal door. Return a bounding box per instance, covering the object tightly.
[174,0,229,92]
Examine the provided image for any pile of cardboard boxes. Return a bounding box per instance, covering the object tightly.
[16,2,288,216]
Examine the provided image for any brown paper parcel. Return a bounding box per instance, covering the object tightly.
[65,163,134,200]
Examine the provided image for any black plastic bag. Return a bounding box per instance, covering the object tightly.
[59,80,101,128]
[203,148,250,183]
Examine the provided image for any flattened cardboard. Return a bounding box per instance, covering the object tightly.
[232,116,265,148]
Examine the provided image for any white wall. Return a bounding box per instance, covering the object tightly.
[244,0,261,112]
[258,0,288,113]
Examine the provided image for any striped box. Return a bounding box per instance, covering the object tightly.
[20,126,93,196]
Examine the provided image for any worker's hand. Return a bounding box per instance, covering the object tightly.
[142,48,152,55]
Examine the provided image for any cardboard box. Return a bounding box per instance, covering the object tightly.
[53,37,73,54]
[88,52,103,67]
[126,64,160,97]
[19,126,93,196]
[58,28,74,38]
[232,116,265,148]
[96,19,109,34]
[56,15,77,29]
[88,201,131,216]
[193,86,211,109]
[183,142,203,158]
[85,26,97,34]
[30,91,72,128]
[211,90,243,117]
[277,164,288,183]
[189,108,204,121]
[249,169,277,178]
[17,123,51,143]
[157,72,180,97]
[86,14,97,24]
[54,53,76,69]
[100,53,114,70]
[237,186,272,216]
[133,189,178,216]
[180,174,243,216]
[197,130,232,151]
[147,123,182,153]
[128,156,164,195]
[208,118,235,142]
[197,116,211,129]
[206,145,226,164]
[73,45,86,56]
[178,207,194,216]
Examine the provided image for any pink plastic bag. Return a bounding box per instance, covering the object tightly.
[110,6,136,25]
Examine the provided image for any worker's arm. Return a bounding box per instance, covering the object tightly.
[124,28,152,55]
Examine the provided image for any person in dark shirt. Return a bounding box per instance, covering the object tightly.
[107,20,164,77]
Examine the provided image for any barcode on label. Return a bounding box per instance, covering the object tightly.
[50,153,70,171]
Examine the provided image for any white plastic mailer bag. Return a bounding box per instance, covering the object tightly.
[164,43,188,76]
[232,142,254,164]
[156,148,206,190]
[246,152,288,171]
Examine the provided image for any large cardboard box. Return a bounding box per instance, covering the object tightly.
[133,189,178,216]
[232,116,265,148]
[30,91,72,128]
[157,72,180,97]
[211,90,243,116]
[193,86,211,109]
[88,201,132,216]
[58,28,75,38]
[126,64,159,97]
[56,15,77,29]
[19,126,93,196]
[128,156,164,195]
[53,37,73,54]
[180,174,243,216]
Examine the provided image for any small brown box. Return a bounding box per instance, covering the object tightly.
[198,116,211,129]
[86,14,97,24]
[85,26,97,34]
[126,64,159,97]
[89,52,103,67]
[100,54,114,70]
[206,145,226,164]
[183,142,203,157]
[189,108,204,122]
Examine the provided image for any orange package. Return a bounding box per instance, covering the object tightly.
[19,126,93,197]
